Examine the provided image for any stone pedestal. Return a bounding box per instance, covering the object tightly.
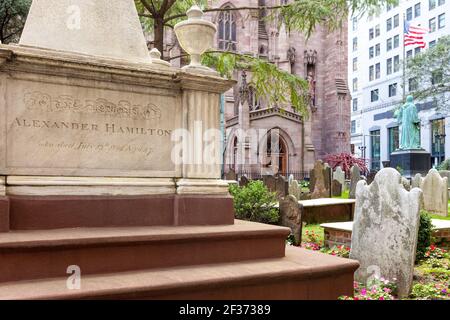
[390,149,431,178]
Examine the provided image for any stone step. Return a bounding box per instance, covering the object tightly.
[5,194,235,231]
[0,247,359,300]
[0,220,289,283]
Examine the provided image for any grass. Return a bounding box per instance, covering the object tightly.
[302,223,324,244]
[333,189,349,199]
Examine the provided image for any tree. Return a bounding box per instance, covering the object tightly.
[0,0,32,44]
[137,0,395,116]
[405,35,450,111]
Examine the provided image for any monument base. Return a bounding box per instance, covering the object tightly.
[390,149,431,178]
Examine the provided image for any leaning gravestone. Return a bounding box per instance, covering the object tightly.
[279,195,302,245]
[333,166,345,187]
[331,179,342,197]
[420,169,448,216]
[310,160,332,199]
[263,175,287,199]
[349,165,361,199]
[350,168,422,298]
[401,177,411,191]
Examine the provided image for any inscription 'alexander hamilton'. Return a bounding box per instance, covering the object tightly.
[13,118,172,136]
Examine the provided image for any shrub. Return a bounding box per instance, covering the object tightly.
[416,211,433,262]
[322,153,368,177]
[410,283,450,300]
[229,180,279,224]
[437,159,450,171]
[339,277,397,300]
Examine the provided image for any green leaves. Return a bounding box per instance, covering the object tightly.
[0,0,32,43]
[405,35,450,110]
[202,51,310,118]
[229,181,279,224]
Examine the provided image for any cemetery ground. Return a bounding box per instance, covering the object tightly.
[300,204,450,300]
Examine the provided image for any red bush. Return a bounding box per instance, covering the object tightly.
[322,153,368,177]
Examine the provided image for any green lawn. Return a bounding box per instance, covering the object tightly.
[333,189,349,199]
[302,223,324,244]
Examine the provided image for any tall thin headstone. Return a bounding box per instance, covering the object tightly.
[333,166,345,187]
[420,169,448,216]
[350,168,422,298]
[310,160,332,199]
[349,165,361,199]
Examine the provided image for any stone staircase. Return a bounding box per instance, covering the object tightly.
[0,209,358,299]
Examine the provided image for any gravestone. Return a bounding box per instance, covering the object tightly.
[263,175,287,199]
[279,195,302,245]
[331,179,342,197]
[420,169,448,216]
[288,174,294,184]
[239,175,249,187]
[439,170,450,188]
[411,173,422,189]
[349,165,361,199]
[350,168,422,298]
[333,166,345,187]
[225,170,237,181]
[401,177,411,191]
[310,160,332,199]
[288,179,302,200]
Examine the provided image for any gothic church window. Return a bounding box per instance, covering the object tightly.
[218,8,237,51]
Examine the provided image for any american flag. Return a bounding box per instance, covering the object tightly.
[404,20,428,49]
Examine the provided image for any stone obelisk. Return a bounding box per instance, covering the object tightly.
[19,0,150,63]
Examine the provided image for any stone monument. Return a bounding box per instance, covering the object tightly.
[350,168,422,298]
[0,1,359,299]
[390,95,431,178]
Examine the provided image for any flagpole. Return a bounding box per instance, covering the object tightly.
[402,13,406,102]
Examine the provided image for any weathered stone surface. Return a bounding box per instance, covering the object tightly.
[411,173,422,189]
[401,177,411,191]
[349,165,361,199]
[333,166,345,187]
[288,179,302,200]
[225,170,237,181]
[439,170,450,188]
[20,0,151,63]
[331,179,342,197]
[310,160,331,199]
[279,195,302,245]
[420,169,448,216]
[350,168,422,298]
[263,175,287,199]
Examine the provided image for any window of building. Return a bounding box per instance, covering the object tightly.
[369,65,374,81]
[353,78,358,92]
[218,8,237,51]
[375,43,381,56]
[375,63,381,79]
[386,18,392,31]
[438,0,445,5]
[352,98,358,111]
[409,78,418,92]
[369,46,374,59]
[353,57,358,71]
[394,35,400,48]
[371,130,381,170]
[438,13,445,29]
[414,3,421,17]
[351,120,356,134]
[406,7,413,21]
[389,83,397,97]
[387,38,393,51]
[375,24,380,37]
[407,50,413,60]
[430,0,436,10]
[352,17,358,31]
[415,47,421,55]
[430,40,437,47]
[429,17,437,32]
[371,89,379,102]
[388,126,399,157]
[394,14,400,28]
[387,58,393,75]
[431,118,446,165]
[369,28,374,40]
[394,55,400,72]
[353,37,358,51]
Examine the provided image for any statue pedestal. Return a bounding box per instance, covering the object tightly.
[390,149,431,178]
